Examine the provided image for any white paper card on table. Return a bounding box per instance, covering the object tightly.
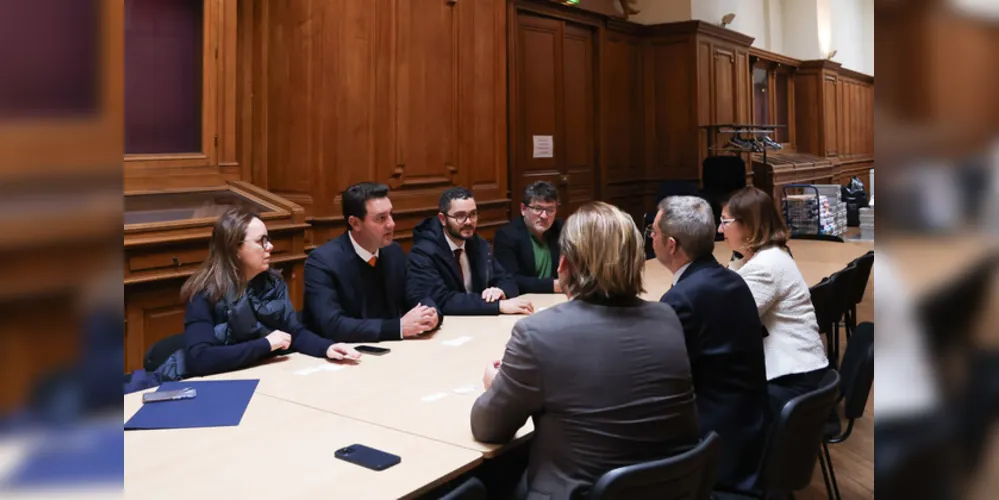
[294,364,346,376]
[421,392,449,403]
[442,336,473,347]
[532,135,554,158]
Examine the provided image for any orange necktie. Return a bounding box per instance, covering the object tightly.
[367,256,377,267]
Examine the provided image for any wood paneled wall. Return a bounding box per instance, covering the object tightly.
[795,60,875,188]
[242,0,509,249]
[603,21,651,220]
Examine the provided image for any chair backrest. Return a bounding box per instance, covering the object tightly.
[439,477,487,500]
[143,333,186,372]
[829,265,856,316]
[809,278,836,336]
[919,254,996,352]
[762,369,842,494]
[846,251,874,306]
[840,322,874,420]
[588,432,723,500]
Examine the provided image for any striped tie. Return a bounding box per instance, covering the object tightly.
[367,256,377,267]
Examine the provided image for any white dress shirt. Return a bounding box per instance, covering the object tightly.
[672,262,692,286]
[445,234,473,293]
[348,232,403,339]
[348,231,379,263]
[729,246,829,381]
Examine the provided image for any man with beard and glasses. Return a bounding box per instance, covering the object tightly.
[407,187,533,316]
[494,181,564,294]
[304,182,441,342]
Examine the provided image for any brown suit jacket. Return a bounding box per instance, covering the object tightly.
[471,296,700,500]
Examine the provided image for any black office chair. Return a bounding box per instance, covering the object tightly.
[143,333,186,372]
[843,251,874,339]
[589,432,722,500]
[822,322,874,500]
[714,371,842,500]
[766,369,842,499]
[809,267,854,368]
[438,477,487,500]
[808,279,839,368]
[919,253,996,356]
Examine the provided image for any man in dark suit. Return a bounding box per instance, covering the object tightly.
[494,181,564,294]
[303,182,440,343]
[472,202,700,499]
[652,195,771,495]
[407,187,533,316]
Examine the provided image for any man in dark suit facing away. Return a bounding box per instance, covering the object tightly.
[652,195,771,495]
[407,186,534,316]
[303,182,441,343]
[494,181,564,294]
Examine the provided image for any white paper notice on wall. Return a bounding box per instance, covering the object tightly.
[533,135,554,158]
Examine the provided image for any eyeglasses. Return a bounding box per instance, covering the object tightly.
[526,205,558,216]
[644,225,680,248]
[243,234,271,248]
[445,211,479,224]
[719,218,737,226]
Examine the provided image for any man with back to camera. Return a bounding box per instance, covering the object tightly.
[407,186,533,316]
[652,195,771,495]
[493,181,564,294]
[303,182,441,342]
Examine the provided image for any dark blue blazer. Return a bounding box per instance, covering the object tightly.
[303,232,440,343]
[406,217,519,315]
[660,257,771,494]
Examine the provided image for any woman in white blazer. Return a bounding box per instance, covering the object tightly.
[719,187,830,412]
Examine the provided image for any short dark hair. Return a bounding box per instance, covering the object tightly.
[522,181,559,206]
[342,182,390,221]
[438,186,474,214]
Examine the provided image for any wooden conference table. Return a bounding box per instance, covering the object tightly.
[124,239,871,499]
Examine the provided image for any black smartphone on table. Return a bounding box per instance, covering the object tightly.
[355,345,391,355]
[142,387,197,404]
[334,444,401,471]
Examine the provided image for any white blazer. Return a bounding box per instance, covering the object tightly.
[729,246,829,381]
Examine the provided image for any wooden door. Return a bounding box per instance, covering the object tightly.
[512,12,596,216]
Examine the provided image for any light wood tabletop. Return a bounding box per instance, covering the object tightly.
[124,390,482,499]
[124,239,870,497]
[202,314,534,457]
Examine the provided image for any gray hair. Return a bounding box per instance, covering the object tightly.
[656,196,716,260]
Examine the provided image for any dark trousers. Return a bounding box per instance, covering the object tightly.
[767,366,830,416]
[418,439,530,499]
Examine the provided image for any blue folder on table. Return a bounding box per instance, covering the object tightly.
[124,380,259,430]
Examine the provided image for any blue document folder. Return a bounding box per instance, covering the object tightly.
[124,379,259,430]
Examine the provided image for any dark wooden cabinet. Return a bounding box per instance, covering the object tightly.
[643,21,754,185]
[796,60,874,189]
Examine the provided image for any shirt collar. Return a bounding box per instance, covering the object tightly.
[444,233,465,252]
[672,262,692,286]
[348,231,379,262]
